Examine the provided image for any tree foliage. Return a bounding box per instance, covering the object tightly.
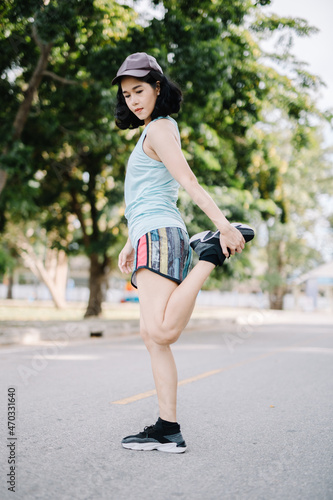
[0,0,138,314]
[0,0,332,312]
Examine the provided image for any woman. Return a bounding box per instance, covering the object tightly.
[113,52,254,453]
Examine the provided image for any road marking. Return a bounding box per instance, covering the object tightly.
[112,389,157,405]
[111,334,330,405]
[111,352,281,405]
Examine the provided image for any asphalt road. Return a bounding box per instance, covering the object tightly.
[0,317,333,500]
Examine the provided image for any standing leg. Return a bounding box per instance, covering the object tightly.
[136,261,215,420]
[121,285,189,453]
[140,315,178,422]
[121,264,213,452]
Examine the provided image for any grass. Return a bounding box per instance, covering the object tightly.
[0,300,141,322]
[0,299,244,322]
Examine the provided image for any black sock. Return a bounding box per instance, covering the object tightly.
[158,417,177,426]
[157,417,180,433]
[199,253,223,266]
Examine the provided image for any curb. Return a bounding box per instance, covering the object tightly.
[0,319,140,346]
[1,308,332,347]
[0,317,237,347]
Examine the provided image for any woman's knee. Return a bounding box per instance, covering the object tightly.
[149,325,181,346]
[140,328,172,350]
[141,316,181,346]
[140,327,152,348]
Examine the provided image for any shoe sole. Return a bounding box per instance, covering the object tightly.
[122,442,187,453]
[231,223,255,242]
[189,229,218,246]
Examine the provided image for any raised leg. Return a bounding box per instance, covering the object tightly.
[136,260,214,346]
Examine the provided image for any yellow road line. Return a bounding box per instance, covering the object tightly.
[177,368,223,386]
[112,352,273,405]
[111,334,329,405]
[113,389,157,405]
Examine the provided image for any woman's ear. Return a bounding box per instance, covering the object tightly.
[156,81,161,95]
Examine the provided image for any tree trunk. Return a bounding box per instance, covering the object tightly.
[267,234,288,310]
[17,237,68,308]
[45,247,68,305]
[269,287,286,310]
[6,273,14,300]
[0,170,8,195]
[12,39,53,141]
[84,253,109,317]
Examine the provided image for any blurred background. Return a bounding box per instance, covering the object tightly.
[0,0,332,320]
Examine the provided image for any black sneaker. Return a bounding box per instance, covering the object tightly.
[121,421,187,453]
[189,222,255,265]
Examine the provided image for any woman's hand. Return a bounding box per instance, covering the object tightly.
[219,222,245,258]
[118,239,135,274]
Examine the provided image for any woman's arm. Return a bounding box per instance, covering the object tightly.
[118,237,135,273]
[146,119,245,257]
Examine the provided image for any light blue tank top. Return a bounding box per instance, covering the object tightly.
[124,116,187,247]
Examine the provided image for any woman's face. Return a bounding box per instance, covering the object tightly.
[121,76,159,125]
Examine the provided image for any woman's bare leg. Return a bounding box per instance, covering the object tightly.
[137,261,214,421]
[140,315,178,422]
[136,260,214,346]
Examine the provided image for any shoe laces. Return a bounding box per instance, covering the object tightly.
[143,425,156,435]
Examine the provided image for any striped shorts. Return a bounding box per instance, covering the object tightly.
[131,227,192,289]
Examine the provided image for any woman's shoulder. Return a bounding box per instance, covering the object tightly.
[148,116,179,138]
[155,116,178,126]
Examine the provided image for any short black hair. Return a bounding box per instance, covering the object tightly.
[115,71,182,130]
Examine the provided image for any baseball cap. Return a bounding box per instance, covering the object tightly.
[112,52,163,85]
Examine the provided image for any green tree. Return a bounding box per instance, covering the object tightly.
[0,0,137,315]
[255,126,333,308]
[1,0,331,315]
